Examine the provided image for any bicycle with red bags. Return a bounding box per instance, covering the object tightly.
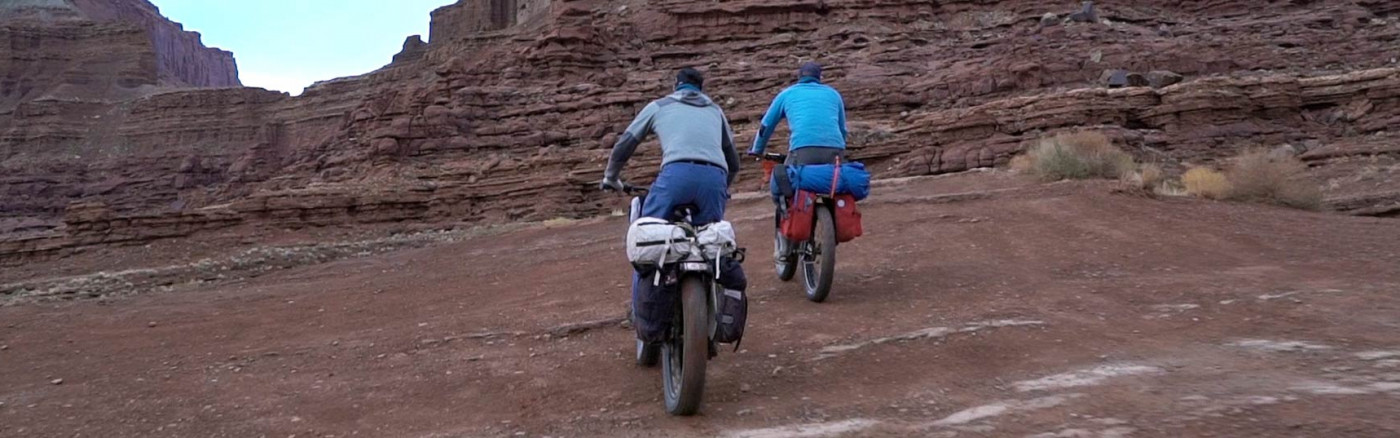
[759,152,864,302]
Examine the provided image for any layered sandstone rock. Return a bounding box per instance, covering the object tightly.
[67,0,238,87]
[4,0,1400,263]
[0,0,237,101]
[0,0,246,223]
[0,11,156,109]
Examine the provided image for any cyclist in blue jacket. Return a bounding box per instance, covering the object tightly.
[749,61,848,165]
[749,61,849,261]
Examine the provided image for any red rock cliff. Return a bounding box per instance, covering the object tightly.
[3,0,1399,264]
[68,0,240,87]
[0,0,244,209]
[0,0,237,104]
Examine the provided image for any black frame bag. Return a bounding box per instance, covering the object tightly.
[713,251,749,348]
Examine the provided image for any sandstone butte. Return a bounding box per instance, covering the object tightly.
[1,0,1398,264]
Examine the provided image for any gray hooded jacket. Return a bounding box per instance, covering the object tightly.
[604,89,740,186]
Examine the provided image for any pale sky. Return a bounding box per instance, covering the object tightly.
[152,0,456,95]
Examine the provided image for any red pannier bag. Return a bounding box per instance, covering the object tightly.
[832,194,863,243]
[781,190,817,242]
[827,157,863,243]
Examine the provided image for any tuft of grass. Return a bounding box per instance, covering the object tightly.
[1140,163,1165,189]
[1223,148,1323,210]
[1009,154,1033,173]
[541,217,578,227]
[1020,131,1136,181]
[947,10,1019,30]
[1123,162,1166,191]
[1155,178,1190,197]
[1182,167,1231,199]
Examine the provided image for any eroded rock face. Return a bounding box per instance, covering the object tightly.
[0,0,238,90]
[71,0,239,87]
[4,0,1400,262]
[0,11,157,109]
[0,0,248,225]
[429,0,552,43]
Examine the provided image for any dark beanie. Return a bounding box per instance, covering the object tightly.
[676,67,704,89]
[798,61,822,80]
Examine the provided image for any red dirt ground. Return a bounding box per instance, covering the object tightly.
[3,171,1399,437]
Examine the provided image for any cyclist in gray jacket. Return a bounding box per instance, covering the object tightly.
[602,68,740,347]
[602,67,740,225]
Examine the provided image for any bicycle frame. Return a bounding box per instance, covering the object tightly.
[624,184,719,341]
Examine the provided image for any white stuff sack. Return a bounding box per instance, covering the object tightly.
[626,217,692,268]
[696,220,738,260]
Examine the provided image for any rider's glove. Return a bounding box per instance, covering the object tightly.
[600,176,625,192]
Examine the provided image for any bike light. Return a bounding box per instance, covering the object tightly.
[681,261,709,272]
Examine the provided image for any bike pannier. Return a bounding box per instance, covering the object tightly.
[626,217,693,271]
[696,220,738,260]
[781,190,817,242]
[832,194,863,243]
[713,255,748,347]
[631,266,679,343]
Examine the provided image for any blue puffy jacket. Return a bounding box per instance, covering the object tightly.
[750,77,849,154]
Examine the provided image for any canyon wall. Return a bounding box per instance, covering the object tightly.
[2,0,1399,263]
[69,0,241,87]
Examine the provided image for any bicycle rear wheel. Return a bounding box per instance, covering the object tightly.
[661,276,709,415]
[802,207,836,302]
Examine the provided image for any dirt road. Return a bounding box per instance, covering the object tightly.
[3,171,1399,437]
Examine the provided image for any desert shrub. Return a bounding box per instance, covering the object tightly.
[1224,148,1323,210]
[1182,167,1231,199]
[1009,154,1033,173]
[1140,163,1165,188]
[541,217,578,227]
[1155,178,1189,197]
[948,10,1018,30]
[1022,131,1136,181]
[1122,162,1166,191]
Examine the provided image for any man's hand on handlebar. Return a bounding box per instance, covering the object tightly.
[758,152,786,162]
[601,177,648,195]
[600,177,625,192]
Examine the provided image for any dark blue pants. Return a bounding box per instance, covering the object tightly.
[631,162,729,340]
[642,162,729,224]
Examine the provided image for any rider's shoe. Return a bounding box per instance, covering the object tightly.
[775,237,792,263]
[774,202,793,263]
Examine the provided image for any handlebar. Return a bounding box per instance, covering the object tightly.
[601,180,648,196]
[622,183,648,195]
